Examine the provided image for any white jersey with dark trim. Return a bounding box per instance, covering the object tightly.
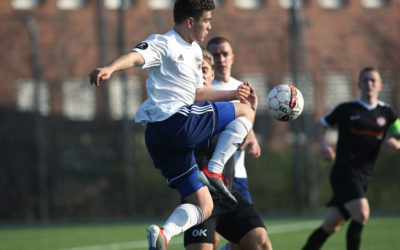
[212,77,247,178]
[322,99,398,177]
[132,29,203,125]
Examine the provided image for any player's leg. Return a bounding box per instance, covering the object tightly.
[147,176,212,250]
[199,102,254,204]
[236,227,272,250]
[213,232,221,249]
[207,102,254,174]
[217,193,271,250]
[184,215,217,250]
[145,109,217,250]
[186,243,214,250]
[302,206,347,250]
[344,198,370,250]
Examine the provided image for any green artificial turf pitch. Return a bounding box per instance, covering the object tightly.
[1,215,399,250]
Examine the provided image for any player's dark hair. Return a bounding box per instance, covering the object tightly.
[206,36,232,50]
[359,66,379,80]
[173,0,215,24]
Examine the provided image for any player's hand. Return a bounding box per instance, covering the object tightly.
[242,139,261,158]
[320,144,335,162]
[240,82,258,111]
[89,67,112,87]
[235,83,251,102]
[386,137,400,150]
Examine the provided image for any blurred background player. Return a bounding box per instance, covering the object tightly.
[183,49,273,250]
[207,36,261,204]
[207,36,261,250]
[89,1,259,249]
[302,67,400,250]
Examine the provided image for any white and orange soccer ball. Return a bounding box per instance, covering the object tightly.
[267,84,304,121]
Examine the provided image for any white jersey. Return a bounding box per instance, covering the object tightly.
[212,77,247,178]
[132,29,203,125]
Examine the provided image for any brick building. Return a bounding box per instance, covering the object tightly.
[1,0,399,120]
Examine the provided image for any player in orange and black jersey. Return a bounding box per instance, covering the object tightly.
[302,67,400,250]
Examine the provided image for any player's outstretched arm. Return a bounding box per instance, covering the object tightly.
[89,51,144,87]
[194,83,250,103]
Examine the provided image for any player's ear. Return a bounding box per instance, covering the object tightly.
[231,53,235,63]
[186,17,194,29]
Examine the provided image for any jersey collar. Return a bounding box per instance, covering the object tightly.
[356,98,378,111]
[171,29,193,48]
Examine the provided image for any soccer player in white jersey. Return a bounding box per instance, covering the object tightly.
[89,1,258,250]
[207,36,262,250]
[207,36,261,204]
[183,48,273,250]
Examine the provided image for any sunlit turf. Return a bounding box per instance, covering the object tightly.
[1,215,399,250]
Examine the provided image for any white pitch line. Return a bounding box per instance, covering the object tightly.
[56,220,321,250]
[56,237,184,250]
[268,220,321,234]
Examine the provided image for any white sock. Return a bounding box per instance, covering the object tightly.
[219,242,231,250]
[161,203,204,243]
[209,117,252,173]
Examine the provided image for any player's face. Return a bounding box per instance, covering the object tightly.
[208,41,234,79]
[359,70,382,102]
[202,60,214,87]
[191,11,212,42]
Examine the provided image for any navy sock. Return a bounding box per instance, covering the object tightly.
[346,220,364,250]
[302,226,330,250]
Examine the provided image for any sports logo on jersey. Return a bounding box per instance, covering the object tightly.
[177,54,184,61]
[349,115,360,121]
[195,56,202,70]
[135,42,148,50]
[377,116,386,127]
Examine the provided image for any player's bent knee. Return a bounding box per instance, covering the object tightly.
[240,227,272,250]
[354,210,369,224]
[185,186,214,220]
[322,222,342,234]
[197,197,213,220]
[234,103,255,121]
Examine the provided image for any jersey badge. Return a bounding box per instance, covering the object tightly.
[195,56,202,70]
[178,54,184,61]
[135,42,148,50]
[377,116,386,127]
[349,115,360,121]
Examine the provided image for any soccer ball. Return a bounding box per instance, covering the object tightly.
[267,84,304,121]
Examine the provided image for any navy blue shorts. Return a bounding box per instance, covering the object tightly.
[145,101,235,198]
[234,177,253,204]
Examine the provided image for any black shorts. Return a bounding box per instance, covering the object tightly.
[327,171,368,206]
[184,191,265,246]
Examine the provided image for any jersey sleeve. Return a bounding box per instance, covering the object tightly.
[131,34,168,69]
[322,103,346,127]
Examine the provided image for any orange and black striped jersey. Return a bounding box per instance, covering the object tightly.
[322,99,398,178]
